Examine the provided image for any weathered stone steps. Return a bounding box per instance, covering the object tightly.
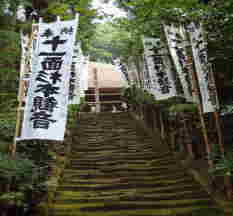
[51,112,223,216]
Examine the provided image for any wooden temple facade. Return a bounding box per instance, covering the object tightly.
[84,62,127,112]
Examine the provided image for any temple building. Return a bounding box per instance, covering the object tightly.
[84,62,128,112]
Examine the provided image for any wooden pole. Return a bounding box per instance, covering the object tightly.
[183,114,194,158]
[213,111,232,199]
[187,56,213,167]
[94,68,100,113]
[213,111,224,155]
[11,18,39,157]
[159,109,166,143]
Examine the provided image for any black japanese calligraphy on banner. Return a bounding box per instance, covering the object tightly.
[187,22,219,113]
[21,16,79,141]
[82,56,90,93]
[69,43,80,103]
[143,37,177,100]
[75,53,86,99]
[69,61,76,101]
[163,23,194,102]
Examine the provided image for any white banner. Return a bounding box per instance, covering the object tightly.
[21,16,79,141]
[114,58,130,85]
[19,32,29,78]
[18,32,29,102]
[69,42,82,104]
[143,37,177,100]
[79,56,89,97]
[18,24,40,103]
[187,22,219,113]
[82,56,90,92]
[77,55,84,98]
[142,54,152,91]
[127,57,140,85]
[164,23,193,102]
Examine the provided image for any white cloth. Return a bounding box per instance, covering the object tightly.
[164,24,193,102]
[21,16,79,141]
[187,22,219,113]
[143,37,177,100]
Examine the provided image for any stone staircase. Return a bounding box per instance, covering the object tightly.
[50,112,223,216]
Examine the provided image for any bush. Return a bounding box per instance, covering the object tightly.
[0,117,16,141]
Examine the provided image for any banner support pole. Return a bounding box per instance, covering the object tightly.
[187,56,213,168]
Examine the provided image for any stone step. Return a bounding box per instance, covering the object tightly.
[62,175,195,186]
[68,160,177,169]
[78,200,215,212]
[63,171,193,182]
[71,145,154,153]
[51,112,221,216]
[58,181,203,192]
[69,152,173,162]
[55,190,210,204]
[51,202,216,216]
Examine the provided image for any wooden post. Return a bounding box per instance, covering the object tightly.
[159,109,166,143]
[187,56,213,167]
[213,111,225,155]
[213,111,232,199]
[183,114,194,158]
[94,68,100,113]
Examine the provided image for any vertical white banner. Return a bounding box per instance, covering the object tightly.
[19,32,29,78]
[74,45,84,104]
[127,57,139,85]
[164,23,193,102]
[142,54,152,91]
[18,24,40,103]
[18,32,29,101]
[187,22,219,113]
[21,16,79,141]
[79,56,89,97]
[83,56,90,91]
[69,42,81,104]
[143,37,177,100]
[114,58,130,86]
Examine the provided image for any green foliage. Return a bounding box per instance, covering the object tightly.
[191,207,225,216]
[0,30,20,92]
[89,21,133,62]
[123,85,155,105]
[169,103,198,114]
[0,191,24,206]
[0,152,35,182]
[41,0,97,54]
[221,104,233,114]
[0,113,16,141]
[69,97,85,113]
[209,144,233,177]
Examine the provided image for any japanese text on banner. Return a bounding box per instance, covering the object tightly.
[21,17,78,141]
